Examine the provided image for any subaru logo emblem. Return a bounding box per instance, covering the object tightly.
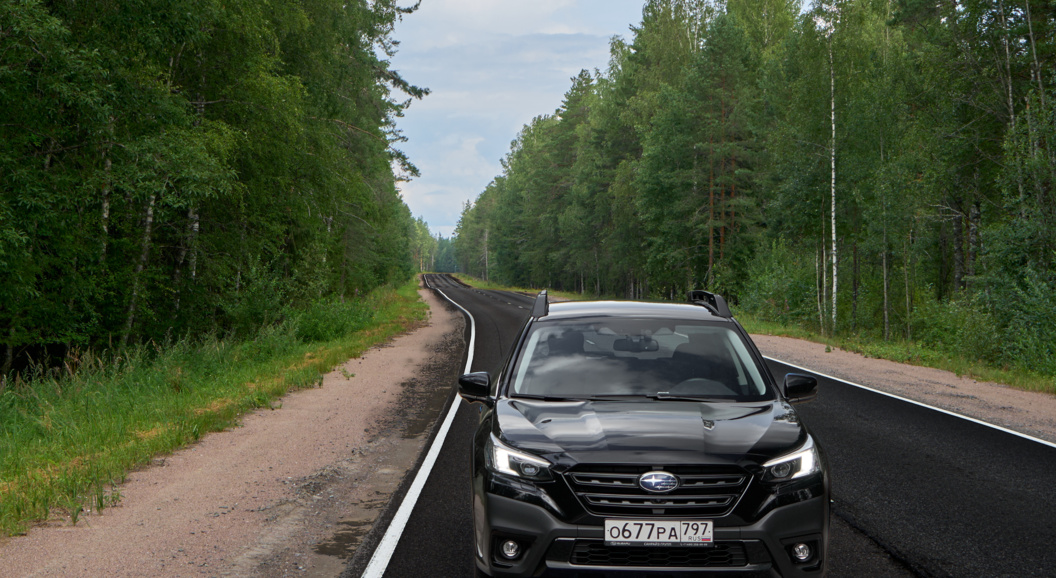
[638,471,679,493]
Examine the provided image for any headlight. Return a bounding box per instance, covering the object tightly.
[485,434,553,482]
[763,435,821,482]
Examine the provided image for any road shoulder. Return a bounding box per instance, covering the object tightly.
[0,286,463,578]
[753,334,1056,444]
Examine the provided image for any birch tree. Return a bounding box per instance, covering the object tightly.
[815,1,841,331]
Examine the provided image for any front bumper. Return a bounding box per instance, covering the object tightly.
[476,492,828,577]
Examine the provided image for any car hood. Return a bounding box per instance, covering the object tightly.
[494,398,806,466]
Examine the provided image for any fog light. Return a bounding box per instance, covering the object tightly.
[791,542,812,562]
[501,540,521,559]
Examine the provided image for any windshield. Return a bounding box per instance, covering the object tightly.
[509,317,773,402]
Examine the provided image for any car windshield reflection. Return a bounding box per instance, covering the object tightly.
[509,318,773,402]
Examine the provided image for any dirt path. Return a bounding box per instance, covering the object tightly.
[0,287,464,577]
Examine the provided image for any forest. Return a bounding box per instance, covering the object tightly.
[453,0,1056,378]
[0,0,430,377]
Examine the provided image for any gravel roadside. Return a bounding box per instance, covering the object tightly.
[0,287,463,577]
[752,334,1056,445]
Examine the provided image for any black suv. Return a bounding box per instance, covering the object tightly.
[458,291,828,577]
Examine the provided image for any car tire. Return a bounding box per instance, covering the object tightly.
[473,565,491,578]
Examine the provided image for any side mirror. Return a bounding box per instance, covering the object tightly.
[783,373,818,403]
[458,372,492,404]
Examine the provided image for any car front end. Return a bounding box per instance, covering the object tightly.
[471,401,829,577]
[461,294,829,577]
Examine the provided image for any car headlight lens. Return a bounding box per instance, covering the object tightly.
[763,435,820,481]
[485,434,553,482]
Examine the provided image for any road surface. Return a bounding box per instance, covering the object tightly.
[350,274,1056,577]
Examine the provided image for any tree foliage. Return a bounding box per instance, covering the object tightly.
[0,0,427,374]
[454,0,1056,375]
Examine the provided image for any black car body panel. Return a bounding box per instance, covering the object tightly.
[496,399,805,463]
[461,296,830,577]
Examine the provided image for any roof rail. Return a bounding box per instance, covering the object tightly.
[687,290,732,318]
[531,290,549,318]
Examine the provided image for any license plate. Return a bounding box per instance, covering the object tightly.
[604,519,714,546]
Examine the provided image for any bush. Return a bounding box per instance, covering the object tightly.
[739,239,818,326]
[293,298,374,343]
[996,272,1056,375]
[222,261,288,338]
[911,293,1002,365]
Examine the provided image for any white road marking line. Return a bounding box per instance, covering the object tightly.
[362,284,476,577]
[766,356,1056,450]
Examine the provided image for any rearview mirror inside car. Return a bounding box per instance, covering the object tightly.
[613,336,659,352]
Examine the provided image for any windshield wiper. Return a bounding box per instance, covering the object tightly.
[647,393,727,402]
[514,394,585,402]
[513,394,647,402]
[514,393,728,402]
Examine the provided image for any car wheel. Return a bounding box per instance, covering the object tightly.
[473,564,491,578]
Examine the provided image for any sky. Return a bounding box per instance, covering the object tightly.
[390,0,647,238]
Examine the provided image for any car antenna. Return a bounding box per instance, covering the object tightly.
[531,290,549,318]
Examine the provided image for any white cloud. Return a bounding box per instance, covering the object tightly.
[400,0,588,49]
[398,134,500,235]
[390,0,645,236]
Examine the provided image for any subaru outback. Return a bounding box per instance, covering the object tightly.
[458,291,829,577]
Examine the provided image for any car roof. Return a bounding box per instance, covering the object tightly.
[540,300,731,322]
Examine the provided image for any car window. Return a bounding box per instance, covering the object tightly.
[509,318,772,401]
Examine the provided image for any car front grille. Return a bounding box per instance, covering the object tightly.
[569,540,748,567]
[564,464,750,516]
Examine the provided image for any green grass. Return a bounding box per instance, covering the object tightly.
[735,311,1056,396]
[451,274,1056,396]
[0,277,428,536]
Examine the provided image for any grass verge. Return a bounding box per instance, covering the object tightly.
[450,273,1055,395]
[0,277,428,536]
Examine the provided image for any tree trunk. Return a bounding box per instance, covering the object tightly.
[121,193,158,348]
[189,207,199,281]
[883,241,890,341]
[2,326,13,378]
[172,207,200,312]
[594,247,601,296]
[719,82,727,262]
[816,248,824,335]
[829,35,838,332]
[730,157,737,251]
[998,0,1016,128]
[967,201,980,288]
[483,228,489,281]
[953,205,964,290]
[1024,0,1045,110]
[708,133,715,279]
[99,125,114,265]
[852,242,858,332]
[997,0,1026,209]
[904,233,912,340]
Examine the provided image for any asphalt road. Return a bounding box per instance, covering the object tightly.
[362,274,1056,577]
